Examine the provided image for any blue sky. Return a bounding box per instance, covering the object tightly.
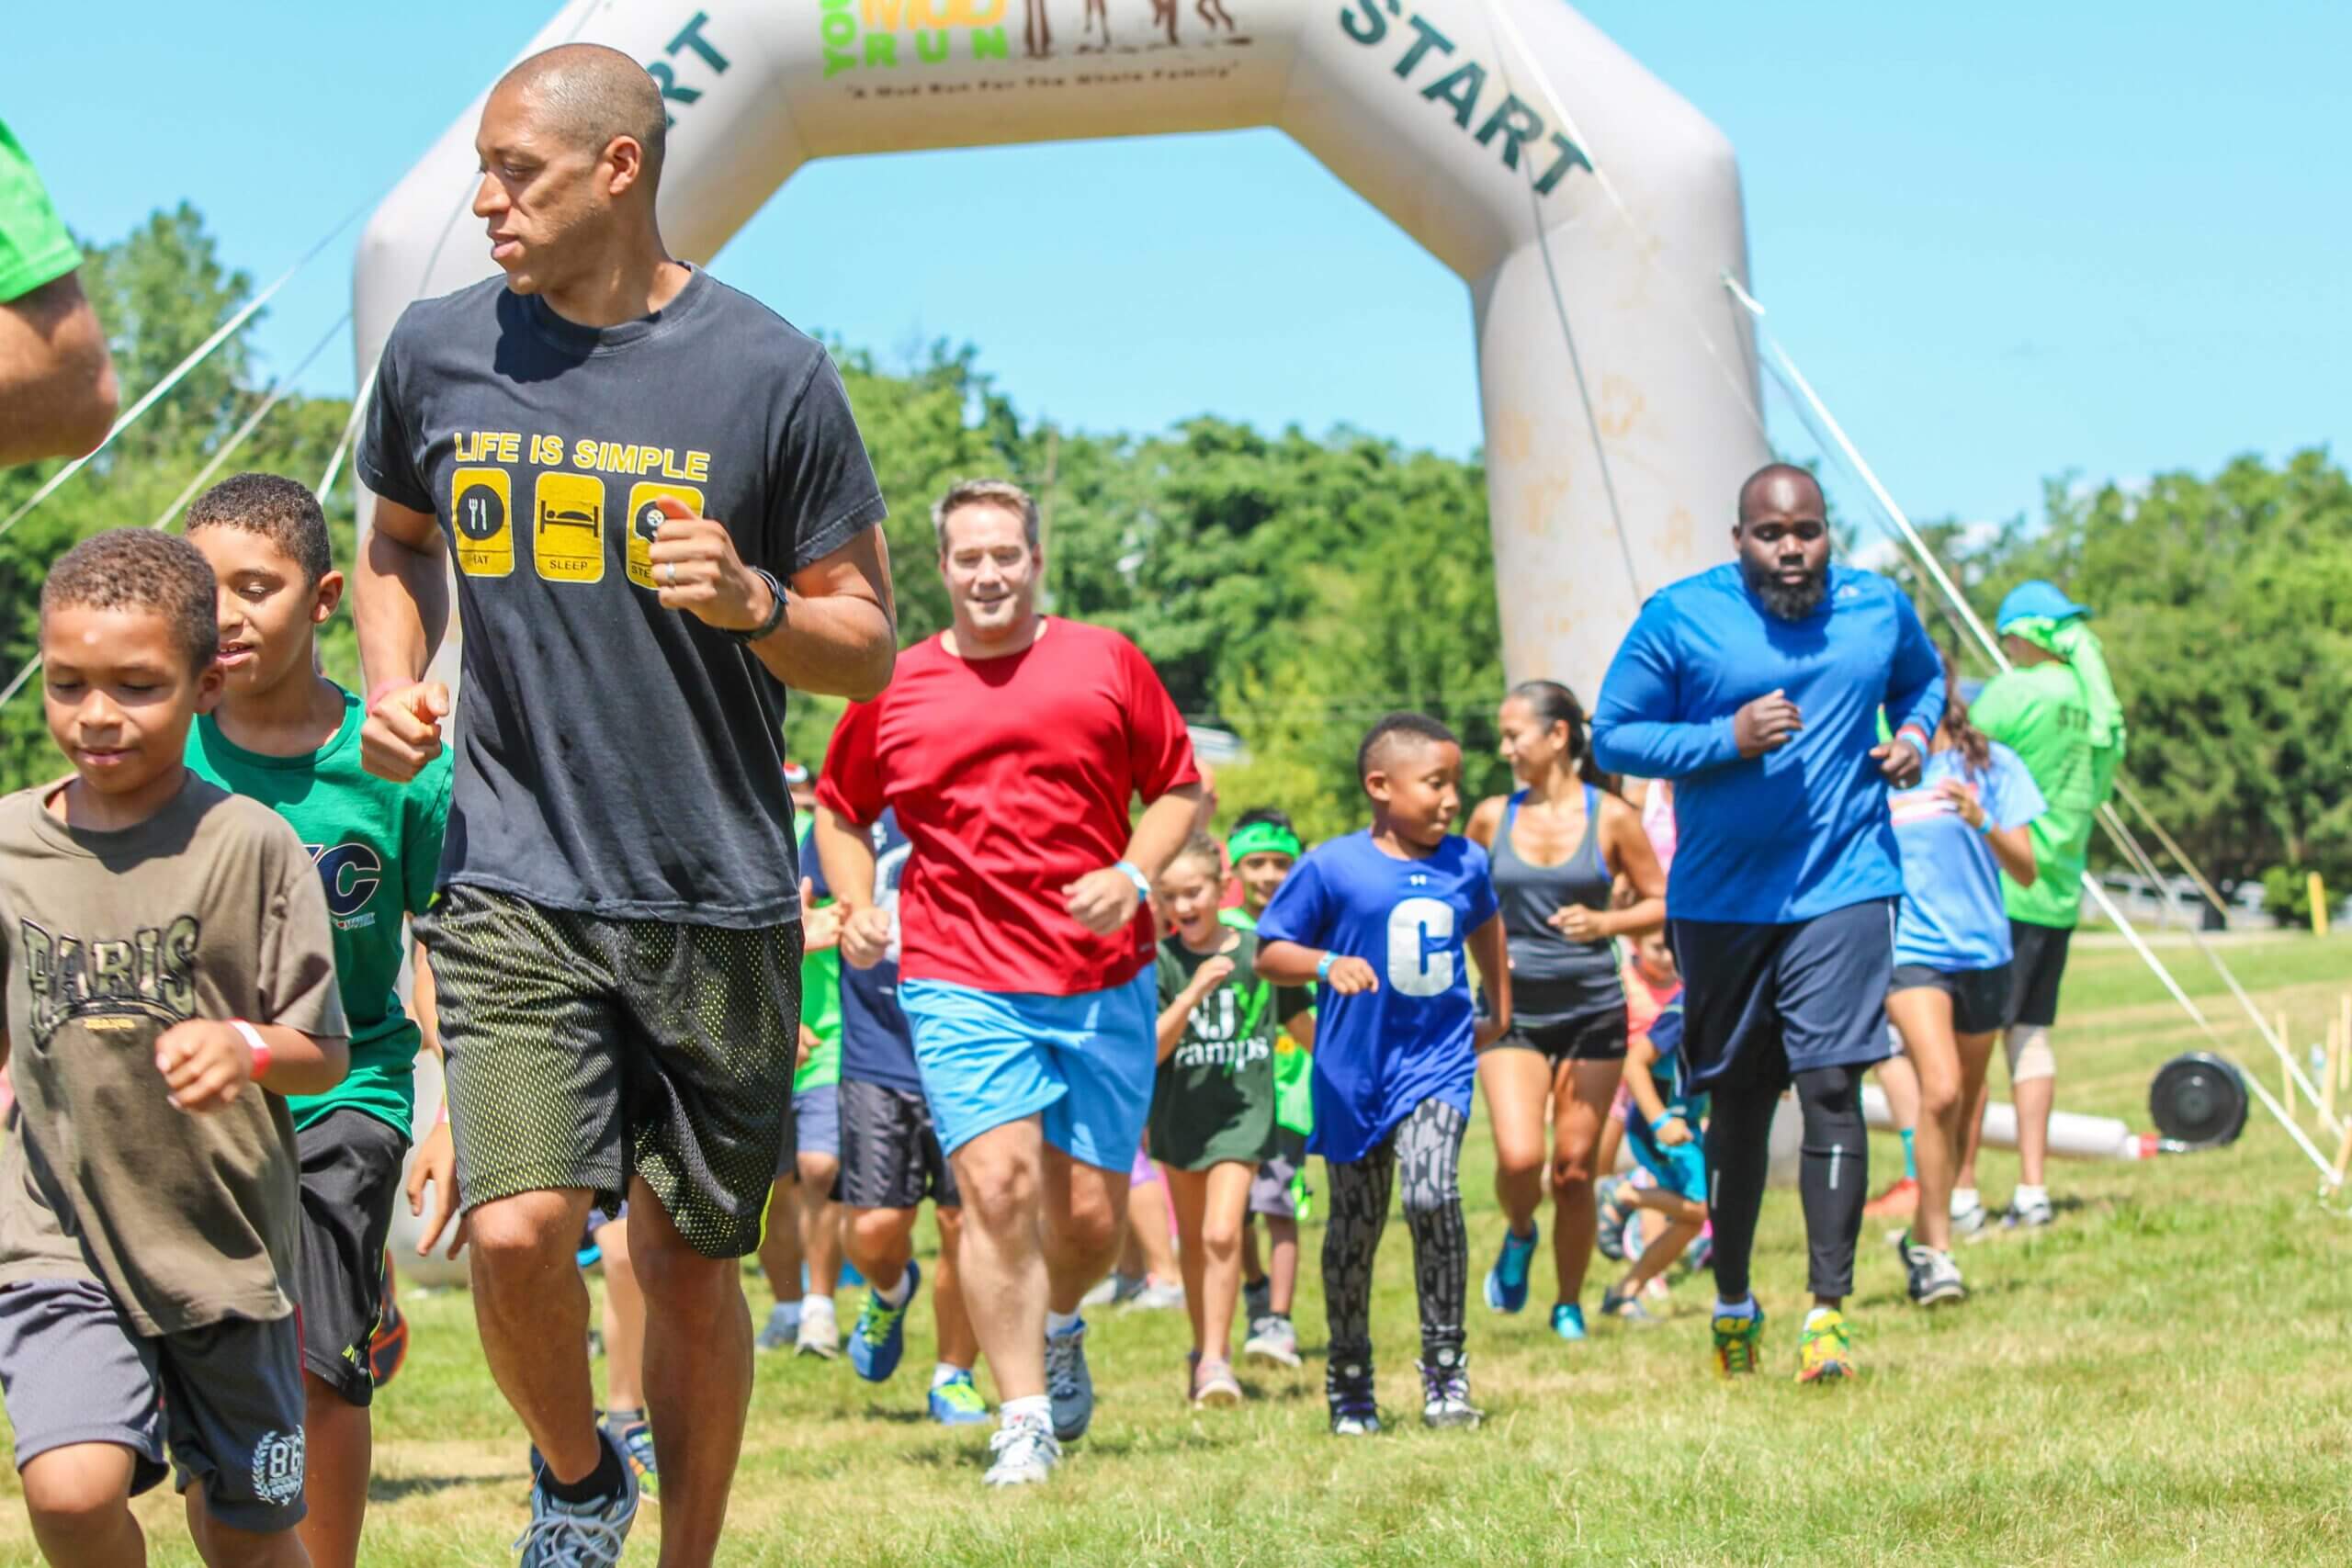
[12,1,2345,531]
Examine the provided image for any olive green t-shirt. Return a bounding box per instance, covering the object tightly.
[0,776,349,1335]
[1971,661,2098,930]
[1151,928,1309,1171]
[0,120,79,304]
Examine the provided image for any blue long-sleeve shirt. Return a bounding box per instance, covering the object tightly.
[1590,562,1945,924]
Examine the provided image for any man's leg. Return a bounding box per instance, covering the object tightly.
[933,1207,980,1371]
[1790,1065,1871,1309]
[469,1187,604,1483]
[628,1179,753,1567]
[2009,1028,2057,1190]
[1701,1080,1780,1305]
[1867,1052,1922,1212]
[948,1116,1051,1403]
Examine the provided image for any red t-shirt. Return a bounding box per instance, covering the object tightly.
[819,619,1201,996]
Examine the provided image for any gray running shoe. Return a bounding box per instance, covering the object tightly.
[515,1431,639,1567]
[1951,1194,1988,1237]
[1080,1270,1145,1309]
[1124,1278,1186,1312]
[1599,1286,1661,1325]
[982,1410,1061,1487]
[1417,1350,1482,1429]
[754,1302,800,1352]
[1242,1313,1303,1369]
[1327,1359,1380,1437]
[2002,1193,2053,1230]
[1046,1320,1094,1441]
[1906,1245,1967,1307]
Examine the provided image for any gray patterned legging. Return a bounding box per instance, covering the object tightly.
[1322,1099,1469,1372]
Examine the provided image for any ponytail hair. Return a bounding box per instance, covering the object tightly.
[1939,644,1993,773]
[1509,680,1611,789]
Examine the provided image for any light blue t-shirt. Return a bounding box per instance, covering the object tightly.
[1589,562,1946,924]
[1256,831,1499,1165]
[1889,742,2047,971]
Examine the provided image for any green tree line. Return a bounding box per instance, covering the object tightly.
[6,209,2344,908]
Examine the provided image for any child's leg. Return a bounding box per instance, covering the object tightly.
[22,1444,145,1566]
[1393,1100,1472,1365]
[759,1173,805,1307]
[1267,1214,1301,1316]
[595,1217,648,1414]
[1321,1144,1396,1371]
[1196,1162,1255,1363]
[184,1489,310,1566]
[299,1375,368,1567]
[797,1148,845,1300]
[1617,1190,1707,1296]
[163,1309,310,1563]
[1240,1214,1267,1289]
[1129,1162,1182,1286]
[933,1206,980,1372]
[1163,1167,1214,1355]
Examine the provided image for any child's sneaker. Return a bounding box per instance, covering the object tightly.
[795,1297,839,1359]
[2002,1191,2053,1229]
[1712,1303,1765,1377]
[1242,1313,1302,1369]
[755,1300,800,1351]
[1951,1193,1987,1237]
[1327,1359,1380,1436]
[1594,1177,1633,1262]
[1795,1307,1856,1383]
[1417,1350,1482,1429]
[1599,1286,1660,1325]
[1192,1357,1243,1408]
[928,1370,990,1426]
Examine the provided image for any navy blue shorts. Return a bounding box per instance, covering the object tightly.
[1669,897,1897,1093]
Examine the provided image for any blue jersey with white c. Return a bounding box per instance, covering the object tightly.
[1257,830,1498,1164]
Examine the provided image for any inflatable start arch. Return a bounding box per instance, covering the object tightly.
[356,0,1767,700]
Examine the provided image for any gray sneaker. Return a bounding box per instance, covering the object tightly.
[2002,1193,2053,1230]
[982,1410,1061,1487]
[754,1302,800,1351]
[1417,1351,1482,1429]
[1242,1313,1302,1369]
[1951,1194,1987,1237]
[1079,1271,1145,1309]
[1046,1320,1094,1441]
[1906,1245,1968,1307]
[515,1431,639,1567]
[1124,1278,1186,1313]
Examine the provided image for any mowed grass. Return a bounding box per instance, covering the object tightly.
[5,934,2350,1564]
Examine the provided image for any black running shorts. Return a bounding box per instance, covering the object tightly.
[1484,1005,1630,1064]
[2006,919,2074,1030]
[833,1077,960,1211]
[1890,962,2014,1039]
[1670,897,1897,1094]
[418,884,803,1258]
[293,1110,407,1405]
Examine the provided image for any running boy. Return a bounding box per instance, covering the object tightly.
[1155,834,1314,1407]
[1221,807,1317,1368]
[1,528,350,1566]
[1257,713,1510,1434]
[182,472,451,1568]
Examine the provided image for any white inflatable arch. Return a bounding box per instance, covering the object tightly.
[355,0,1767,703]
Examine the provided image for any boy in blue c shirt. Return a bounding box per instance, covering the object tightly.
[1257,713,1510,1436]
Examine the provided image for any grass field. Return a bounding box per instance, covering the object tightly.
[5,933,2349,1564]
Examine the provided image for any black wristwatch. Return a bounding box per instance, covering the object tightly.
[722,567,788,645]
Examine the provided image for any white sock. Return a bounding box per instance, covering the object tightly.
[1046,1308,1080,1337]
[1001,1393,1050,1427]
[931,1362,966,1390]
[1804,1305,1838,1328]
[802,1293,835,1320]
[1712,1295,1756,1319]
[1951,1186,1980,1217]
[874,1269,912,1309]
[2014,1184,2048,1207]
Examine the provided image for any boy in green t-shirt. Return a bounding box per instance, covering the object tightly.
[1221,807,1317,1368]
[2,528,349,1565]
[183,473,450,1568]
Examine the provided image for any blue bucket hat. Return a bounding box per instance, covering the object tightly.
[1996,580,2091,632]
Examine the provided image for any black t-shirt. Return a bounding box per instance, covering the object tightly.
[806,808,918,1092]
[356,269,886,925]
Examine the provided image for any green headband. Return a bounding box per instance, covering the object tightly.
[1227,821,1303,862]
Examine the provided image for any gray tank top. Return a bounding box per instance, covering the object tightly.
[1492,785,1624,1025]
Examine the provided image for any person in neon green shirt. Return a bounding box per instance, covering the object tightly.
[0,118,118,464]
[181,474,450,1568]
[756,787,849,1357]
[1219,807,1318,1368]
[1954,580,2125,1233]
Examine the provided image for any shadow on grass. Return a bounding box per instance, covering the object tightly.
[368,1473,501,1504]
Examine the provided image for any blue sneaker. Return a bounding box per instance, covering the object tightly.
[1046,1319,1094,1442]
[516,1429,639,1566]
[928,1370,991,1426]
[848,1261,921,1384]
[1483,1224,1539,1314]
[1550,1303,1588,1341]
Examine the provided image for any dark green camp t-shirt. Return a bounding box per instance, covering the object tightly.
[0,777,348,1336]
[1150,929,1309,1170]
[356,267,887,926]
[187,686,450,1138]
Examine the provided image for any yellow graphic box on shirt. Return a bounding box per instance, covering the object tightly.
[533,472,606,583]
[450,468,513,578]
[625,482,706,590]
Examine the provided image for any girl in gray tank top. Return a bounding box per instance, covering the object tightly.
[1467,681,1668,1343]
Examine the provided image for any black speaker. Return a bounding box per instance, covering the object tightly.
[2147,1053,2250,1148]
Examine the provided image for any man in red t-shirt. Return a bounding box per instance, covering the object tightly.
[816,479,1204,1487]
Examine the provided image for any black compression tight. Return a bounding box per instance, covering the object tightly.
[1322,1099,1469,1375]
[1703,1064,1871,1303]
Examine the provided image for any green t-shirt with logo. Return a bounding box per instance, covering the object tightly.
[187,687,451,1136]
[793,826,842,1092]
[1971,661,2098,930]
[1222,905,1313,1135]
[0,120,80,304]
[1153,928,1310,1170]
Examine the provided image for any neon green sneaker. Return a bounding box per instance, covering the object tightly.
[1712,1304,1765,1378]
[1796,1308,1856,1383]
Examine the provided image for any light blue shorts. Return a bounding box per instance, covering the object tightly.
[899,971,1158,1171]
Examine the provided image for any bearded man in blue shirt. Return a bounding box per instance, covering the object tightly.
[1592,463,1944,1386]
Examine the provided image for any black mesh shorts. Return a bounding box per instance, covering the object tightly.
[418,884,803,1258]
[833,1077,960,1211]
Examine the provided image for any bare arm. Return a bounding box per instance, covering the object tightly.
[1464,795,1503,852]
[354,496,455,782]
[1987,824,2038,887]
[0,272,118,466]
[1286,1009,1317,1052]
[1065,782,1210,936]
[1623,1034,1670,1124]
[646,501,897,700]
[411,942,442,1061]
[1467,912,1511,1045]
[815,803,894,968]
[155,1020,348,1110]
[1596,796,1667,938]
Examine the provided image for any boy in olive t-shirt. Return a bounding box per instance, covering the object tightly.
[183,473,450,1567]
[0,529,349,1564]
